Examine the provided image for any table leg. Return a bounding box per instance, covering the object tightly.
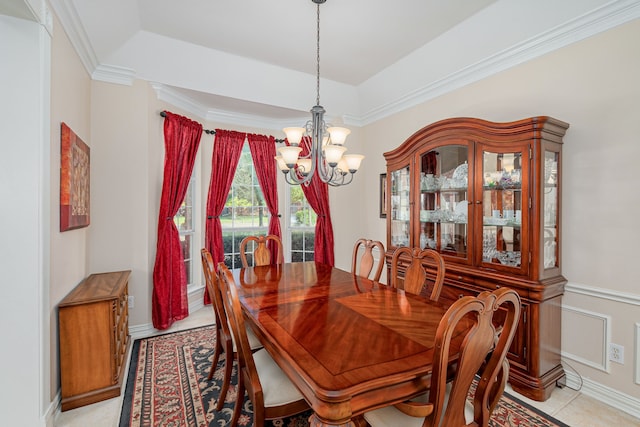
[308,413,357,427]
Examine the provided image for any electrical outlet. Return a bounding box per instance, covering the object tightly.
[128,295,135,309]
[609,343,624,364]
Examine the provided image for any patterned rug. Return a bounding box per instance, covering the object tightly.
[119,325,569,427]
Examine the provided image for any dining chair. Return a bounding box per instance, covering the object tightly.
[363,287,521,427]
[200,249,263,411]
[239,234,284,267]
[217,263,310,427]
[351,238,385,282]
[390,247,445,300]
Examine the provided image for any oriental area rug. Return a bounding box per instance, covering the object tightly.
[119,325,569,427]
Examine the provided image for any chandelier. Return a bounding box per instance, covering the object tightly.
[274,0,364,187]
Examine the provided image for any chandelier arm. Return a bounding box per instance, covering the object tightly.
[285,168,312,186]
[328,169,348,186]
[341,172,355,186]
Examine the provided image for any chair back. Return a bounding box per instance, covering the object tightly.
[428,288,521,427]
[390,247,445,300]
[201,249,233,343]
[217,263,265,405]
[240,234,284,267]
[351,238,385,282]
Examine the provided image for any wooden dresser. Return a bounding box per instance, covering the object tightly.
[58,270,131,411]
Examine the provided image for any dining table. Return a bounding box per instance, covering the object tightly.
[231,261,471,427]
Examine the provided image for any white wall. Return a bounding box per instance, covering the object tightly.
[0,13,51,426]
[88,80,154,326]
[48,7,92,402]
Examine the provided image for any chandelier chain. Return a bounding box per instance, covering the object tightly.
[316,2,321,106]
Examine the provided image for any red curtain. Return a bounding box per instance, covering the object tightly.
[152,112,202,330]
[299,136,335,265]
[204,129,246,304]
[247,133,281,261]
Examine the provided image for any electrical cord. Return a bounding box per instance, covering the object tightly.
[561,359,584,392]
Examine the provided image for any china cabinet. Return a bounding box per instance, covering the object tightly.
[385,117,568,401]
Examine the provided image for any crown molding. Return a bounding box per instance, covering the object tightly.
[151,83,303,131]
[92,64,136,86]
[358,0,640,125]
[204,108,294,132]
[151,83,209,119]
[49,0,97,75]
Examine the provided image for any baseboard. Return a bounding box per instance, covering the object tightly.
[129,286,206,339]
[44,391,60,427]
[564,370,640,419]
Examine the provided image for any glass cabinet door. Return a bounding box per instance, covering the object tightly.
[418,144,470,261]
[543,150,559,270]
[390,166,410,247]
[480,148,527,272]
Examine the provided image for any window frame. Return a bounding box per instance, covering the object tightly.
[175,175,196,288]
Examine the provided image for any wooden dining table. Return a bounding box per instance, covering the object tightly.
[231,261,470,427]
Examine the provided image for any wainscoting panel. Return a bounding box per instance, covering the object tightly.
[636,322,640,385]
[561,305,611,372]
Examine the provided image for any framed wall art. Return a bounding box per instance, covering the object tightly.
[60,122,90,231]
[379,173,387,218]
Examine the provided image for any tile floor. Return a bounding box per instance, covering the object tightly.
[55,307,640,427]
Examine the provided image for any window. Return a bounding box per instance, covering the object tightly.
[221,144,269,268]
[174,177,195,285]
[289,186,316,262]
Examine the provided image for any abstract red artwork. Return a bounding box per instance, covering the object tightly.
[60,122,90,231]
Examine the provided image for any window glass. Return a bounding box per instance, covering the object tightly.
[174,177,195,285]
[221,144,269,268]
[289,185,316,262]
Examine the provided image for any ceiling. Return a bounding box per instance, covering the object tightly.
[44,0,633,127]
[74,0,498,86]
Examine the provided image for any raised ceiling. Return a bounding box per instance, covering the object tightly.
[48,0,636,127]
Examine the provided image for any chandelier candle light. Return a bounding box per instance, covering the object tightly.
[275,0,364,186]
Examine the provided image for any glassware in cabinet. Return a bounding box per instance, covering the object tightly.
[390,166,410,247]
[543,150,559,269]
[418,145,470,260]
[480,150,526,271]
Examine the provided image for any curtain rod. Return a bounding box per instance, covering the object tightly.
[160,110,214,134]
[160,110,285,142]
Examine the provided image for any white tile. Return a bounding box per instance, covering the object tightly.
[175,306,215,331]
[506,383,580,416]
[553,394,640,426]
[55,396,122,427]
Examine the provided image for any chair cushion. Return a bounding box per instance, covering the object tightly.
[246,325,264,350]
[364,385,473,427]
[253,349,305,407]
[228,321,264,351]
